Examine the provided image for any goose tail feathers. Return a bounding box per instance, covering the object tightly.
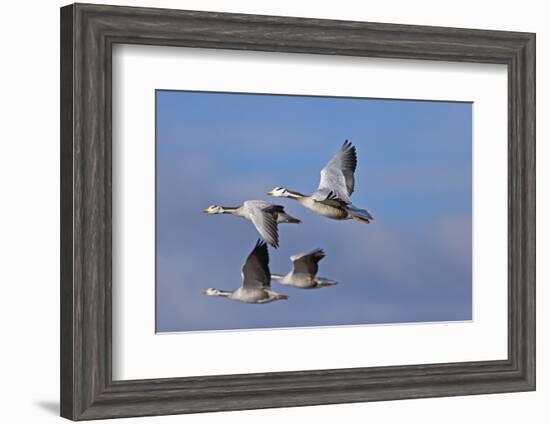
[348,205,373,223]
[277,212,301,224]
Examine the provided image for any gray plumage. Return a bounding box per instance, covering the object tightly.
[313,139,357,204]
[202,200,301,248]
[243,201,280,249]
[267,140,373,223]
[271,248,338,289]
[202,240,289,304]
[241,239,271,289]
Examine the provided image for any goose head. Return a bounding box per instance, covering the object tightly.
[202,205,224,214]
[202,288,222,296]
[266,187,290,197]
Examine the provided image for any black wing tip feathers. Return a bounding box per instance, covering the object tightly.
[266,234,279,249]
[339,140,357,172]
[253,238,270,254]
[254,238,267,249]
[342,139,355,150]
[312,248,326,261]
[269,220,280,249]
[252,238,271,262]
[261,211,279,248]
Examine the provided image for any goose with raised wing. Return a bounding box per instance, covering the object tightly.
[271,248,337,289]
[202,200,300,248]
[202,240,289,304]
[267,140,373,223]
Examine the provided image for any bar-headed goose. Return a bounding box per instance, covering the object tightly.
[202,240,289,304]
[202,200,300,248]
[267,140,373,223]
[271,248,337,289]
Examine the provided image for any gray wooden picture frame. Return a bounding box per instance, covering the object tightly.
[60,3,536,421]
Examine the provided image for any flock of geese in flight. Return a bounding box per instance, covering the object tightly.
[202,140,373,304]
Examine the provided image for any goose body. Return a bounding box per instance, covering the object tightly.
[295,196,349,220]
[267,140,373,223]
[203,200,300,248]
[203,240,289,304]
[271,249,337,289]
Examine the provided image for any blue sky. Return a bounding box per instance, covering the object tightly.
[156,90,472,332]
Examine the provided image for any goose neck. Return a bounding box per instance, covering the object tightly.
[286,190,305,200]
[220,206,240,214]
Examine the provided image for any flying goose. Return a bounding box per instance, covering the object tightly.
[202,240,289,304]
[267,140,373,223]
[202,200,300,248]
[271,248,337,289]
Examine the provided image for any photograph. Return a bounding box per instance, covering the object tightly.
[155,90,473,333]
[1,0,537,422]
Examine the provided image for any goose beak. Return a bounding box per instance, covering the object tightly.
[266,191,273,196]
[202,208,209,213]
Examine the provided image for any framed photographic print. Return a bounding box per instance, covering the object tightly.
[60,3,535,420]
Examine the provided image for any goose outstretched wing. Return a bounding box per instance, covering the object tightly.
[315,140,357,203]
[290,249,325,277]
[244,201,280,248]
[242,240,271,289]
